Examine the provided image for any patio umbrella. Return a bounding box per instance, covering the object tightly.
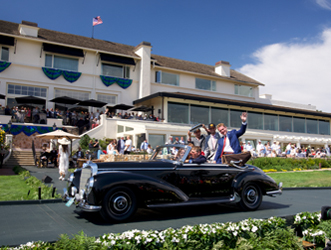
[77,99,107,108]
[112,103,134,110]
[49,96,80,105]
[15,95,46,105]
[0,94,5,99]
[36,130,80,156]
[36,129,80,140]
[129,105,153,112]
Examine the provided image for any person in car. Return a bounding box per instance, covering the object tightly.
[185,146,206,164]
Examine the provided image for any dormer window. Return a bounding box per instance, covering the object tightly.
[1,47,9,61]
[155,71,179,86]
[102,63,130,78]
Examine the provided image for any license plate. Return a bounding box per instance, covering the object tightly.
[65,197,75,207]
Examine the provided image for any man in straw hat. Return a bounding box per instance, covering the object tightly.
[57,138,70,181]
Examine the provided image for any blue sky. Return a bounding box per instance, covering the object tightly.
[2,0,331,112]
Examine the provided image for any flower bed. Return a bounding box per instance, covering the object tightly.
[3,210,331,249]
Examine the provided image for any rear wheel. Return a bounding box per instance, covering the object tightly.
[100,186,137,222]
[239,183,262,211]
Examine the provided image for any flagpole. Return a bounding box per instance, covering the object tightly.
[92,26,94,39]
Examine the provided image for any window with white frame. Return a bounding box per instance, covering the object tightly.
[195,78,216,91]
[102,63,130,78]
[8,84,47,97]
[55,89,89,100]
[45,54,79,71]
[155,71,179,86]
[235,84,253,97]
[97,94,117,105]
[1,47,9,61]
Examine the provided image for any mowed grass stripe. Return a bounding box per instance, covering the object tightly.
[267,170,331,188]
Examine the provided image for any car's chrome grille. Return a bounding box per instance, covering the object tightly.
[79,168,92,198]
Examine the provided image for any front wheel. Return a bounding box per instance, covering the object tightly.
[100,186,137,222]
[239,183,262,211]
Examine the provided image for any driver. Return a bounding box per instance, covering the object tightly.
[174,148,186,161]
[185,146,206,164]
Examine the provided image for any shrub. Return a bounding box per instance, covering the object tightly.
[248,157,331,172]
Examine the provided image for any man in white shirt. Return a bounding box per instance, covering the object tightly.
[124,135,132,155]
[204,123,220,161]
[245,141,253,151]
[256,140,265,157]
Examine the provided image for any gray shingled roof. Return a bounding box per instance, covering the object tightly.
[151,54,263,85]
[0,19,262,85]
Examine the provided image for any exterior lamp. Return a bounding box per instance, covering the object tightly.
[7,120,12,134]
[53,123,57,131]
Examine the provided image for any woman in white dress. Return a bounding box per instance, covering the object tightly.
[57,138,70,181]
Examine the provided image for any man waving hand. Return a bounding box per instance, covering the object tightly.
[214,112,247,164]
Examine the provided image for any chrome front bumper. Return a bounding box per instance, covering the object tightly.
[266,182,283,196]
[78,202,102,212]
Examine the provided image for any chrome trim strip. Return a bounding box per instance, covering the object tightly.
[147,196,237,208]
[78,202,102,212]
[266,189,282,196]
[97,167,177,172]
[96,166,244,172]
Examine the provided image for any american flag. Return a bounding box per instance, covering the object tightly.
[93,16,103,26]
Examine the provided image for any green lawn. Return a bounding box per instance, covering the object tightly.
[0,176,32,201]
[267,170,331,188]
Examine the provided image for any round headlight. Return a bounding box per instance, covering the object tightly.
[85,177,94,195]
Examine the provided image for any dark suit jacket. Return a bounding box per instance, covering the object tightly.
[190,155,207,164]
[214,123,247,163]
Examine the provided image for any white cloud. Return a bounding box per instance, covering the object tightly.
[239,27,331,113]
[316,0,331,10]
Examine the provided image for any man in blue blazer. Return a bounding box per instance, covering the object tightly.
[214,112,247,164]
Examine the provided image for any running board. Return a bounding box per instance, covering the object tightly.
[147,193,240,208]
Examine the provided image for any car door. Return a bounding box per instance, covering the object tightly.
[175,163,241,198]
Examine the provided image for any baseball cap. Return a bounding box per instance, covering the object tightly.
[208,123,216,129]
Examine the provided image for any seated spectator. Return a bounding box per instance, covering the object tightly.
[147,144,153,154]
[75,147,84,159]
[91,117,99,129]
[268,149,277,158]
[85,150,92,160]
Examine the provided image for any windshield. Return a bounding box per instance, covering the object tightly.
[150,144,191,162]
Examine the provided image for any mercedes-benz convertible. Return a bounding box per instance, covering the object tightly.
[64,144,282,222]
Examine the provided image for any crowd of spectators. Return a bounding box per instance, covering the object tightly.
[241,140,330,159]
[104,109,161,121]
[1,105,162,134]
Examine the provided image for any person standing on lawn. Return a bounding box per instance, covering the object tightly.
[0,144,5,168]
[57,138,70,181]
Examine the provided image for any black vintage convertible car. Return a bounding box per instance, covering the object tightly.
[64,144,282,222]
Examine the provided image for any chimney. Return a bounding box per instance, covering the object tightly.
[215,60,231,77]
[18,21,39,37]
[134,41,152,98]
